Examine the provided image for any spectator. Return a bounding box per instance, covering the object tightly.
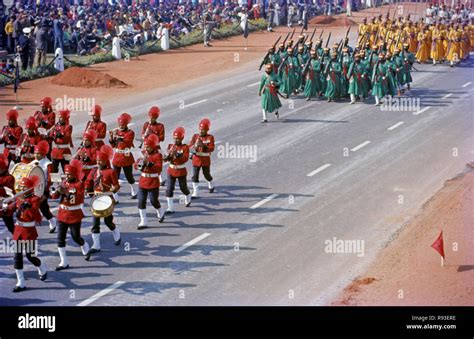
[35,23,48,67]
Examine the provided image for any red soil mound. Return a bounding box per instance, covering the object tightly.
[310,16,357,27]
[51,67,129,88]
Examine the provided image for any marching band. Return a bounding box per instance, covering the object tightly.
[0,98,216,292]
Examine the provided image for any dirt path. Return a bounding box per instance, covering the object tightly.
[332,164,474,306]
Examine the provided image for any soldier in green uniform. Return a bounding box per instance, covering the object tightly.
[324,51,342,102]
[347,53,368,104]
[392,49,406,96]
[340,47,352,98]
[297,45,309,92]
[385,52,398,97]
[259,64,282,123]
[303,50,322,101]
[401,43,415,91]
[372,53,390,106]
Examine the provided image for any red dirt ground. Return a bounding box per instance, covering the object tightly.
[51,67,129,88]
[332,164,474,306]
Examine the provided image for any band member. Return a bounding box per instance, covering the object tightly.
[0,109,23,166]
[32,140,57,233]
[49,109,73,173]
[85,105,107,149]
[189,119,215,198]
[109,113,137,199]
[75,130,98,182]
[164,127,191,214]
[16,117,44,164]
[141,106,165,185]
[134,134,165,229]
[34,96,56,131]
[3,176,48,292]
[0,154,15,233]
[50,159,91,270]
[85,145,121,254]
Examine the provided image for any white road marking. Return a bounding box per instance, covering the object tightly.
[250,194,279,209]
[351,140,371,152]
[307,164,332,177]
[172,233,211,253]
[413,106,431,115]
[442,93,453,99]
[247,81,260,87]
[182,99,208,108]
[387,121,404,131]
[462,82,472,88]
[77,281,125,306]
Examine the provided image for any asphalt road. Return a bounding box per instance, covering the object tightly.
[0,48,473,306]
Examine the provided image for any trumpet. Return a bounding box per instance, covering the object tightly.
[1,188,34,210]
[49,173,67,194]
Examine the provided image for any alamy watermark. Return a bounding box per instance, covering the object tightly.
[54,95,96,113]
[324,237,365,257]
[217,142,257,163]
[0,237,38,255]
[380,95,420,112]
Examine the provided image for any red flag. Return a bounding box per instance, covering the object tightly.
[431,231,445,259]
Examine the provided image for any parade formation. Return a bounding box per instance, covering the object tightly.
[258,11,472,122]
[0,5,472,299]
[0,99,215,292]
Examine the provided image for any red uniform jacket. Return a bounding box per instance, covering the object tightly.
[17,133,44,163]
[85,120,107,148]
[50,180,85,224]
[34,111,56,130]
[9,194,42,240]
[134,151,163,189]
[1,125,23,158]
[141,122,165,144]
[166,144,189,177]
[0,173,15,217]
[85,167,120,194]
[111,128,135,167]
[189,134,215,167]
[50,124,73,160]
[75,146,98,181]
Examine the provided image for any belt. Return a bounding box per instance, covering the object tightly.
[195,152,210,156]
[94,191,114,196]
[141,173,159,178]
[95,138,104,142]
[169,164,186,169]
[16,221,35,227]
[6,145,16,149]
[82,165,97,170]
[115,148,131,154]
[53,143,70,149]
[60,203,84,211]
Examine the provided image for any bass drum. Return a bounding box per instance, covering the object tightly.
[9,163,46,197]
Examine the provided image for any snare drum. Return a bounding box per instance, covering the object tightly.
[90,194,115,218]
[9,163,46,197]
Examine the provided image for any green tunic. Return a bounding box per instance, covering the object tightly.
[348,62,368,96]
[372,62,390,99]
[304,59,322,98]
[259,73,282,113]
[324,60,342,100]
[401,51,414,84]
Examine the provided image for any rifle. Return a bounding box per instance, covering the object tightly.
[289,28,296,40]
[258,35,282,70]
[301,56,313,78]
[282,31,291,46]
[309,27,317,42]
[318,29,324,40]
[300,25,305,35]
[371,59,380,84]
[325,32,332,48]
[344,27,351,44]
